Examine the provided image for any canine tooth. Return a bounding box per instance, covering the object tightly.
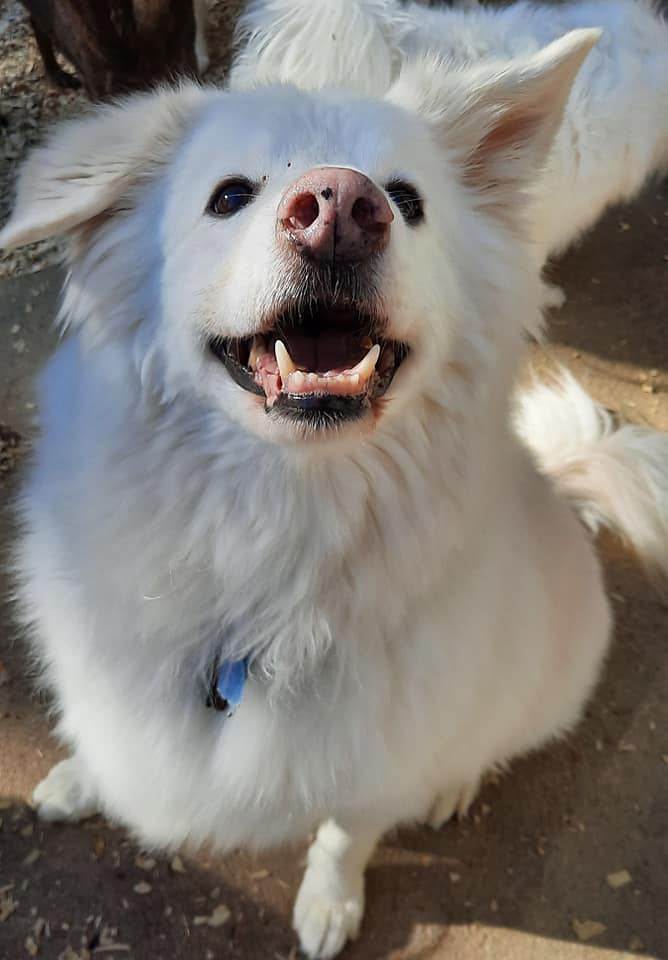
[349,373,360,387]
[350,344,381,381]
[275,340,296,384]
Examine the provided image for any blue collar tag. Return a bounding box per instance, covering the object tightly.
[207,658,248,717]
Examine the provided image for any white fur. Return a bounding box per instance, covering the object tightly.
[1,16,666,960]
[515,371,668,572]
[232,0,668,301]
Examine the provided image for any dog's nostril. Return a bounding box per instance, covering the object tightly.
[287,193,319,230]
[351,196,385,233]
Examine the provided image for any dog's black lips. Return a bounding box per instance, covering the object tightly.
[209,300,409,428]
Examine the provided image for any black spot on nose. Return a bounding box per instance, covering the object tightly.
[320,187,333,200]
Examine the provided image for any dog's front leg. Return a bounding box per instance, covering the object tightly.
[293,817,382,959]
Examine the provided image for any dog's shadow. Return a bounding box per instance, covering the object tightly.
[542,182,668,379]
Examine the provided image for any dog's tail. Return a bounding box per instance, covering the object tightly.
[229,0,402,95]
[514,370,668,575]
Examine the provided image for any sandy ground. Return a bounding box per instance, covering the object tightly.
[1,3,667,959]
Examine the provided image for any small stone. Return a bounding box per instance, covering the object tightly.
[13,338,26,354]
[133,881,152,895]
[449,872,461,884]
[618,220,631,231]
[572,919,606,942]
[135,854,156,871]
[25,936,39,956]
[10,324,20,334]
[170,855,186,874]
[607,869,632,888]
[490,899,498,913]
[164,906,173,917]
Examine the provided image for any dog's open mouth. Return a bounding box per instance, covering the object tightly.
[209,302,409,426]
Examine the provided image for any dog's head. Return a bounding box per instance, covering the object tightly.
[0,30,597,448]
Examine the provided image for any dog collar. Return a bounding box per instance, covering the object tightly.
[206,657,248,717]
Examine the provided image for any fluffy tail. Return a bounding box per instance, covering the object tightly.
[229,0,402,95]
[514,370,668,575]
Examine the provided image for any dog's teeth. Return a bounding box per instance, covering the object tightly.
[291,370,306,389]
[350,344,381,382]
[275,340,296,385]
[307,373,318,384]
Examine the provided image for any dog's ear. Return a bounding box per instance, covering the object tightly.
[0,84,208,250]
[387,29,600,218]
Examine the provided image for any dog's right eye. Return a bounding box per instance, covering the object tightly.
[207,178,256,217]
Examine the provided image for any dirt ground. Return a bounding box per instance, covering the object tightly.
[1,4,668,959]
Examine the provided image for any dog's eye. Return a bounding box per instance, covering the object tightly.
[385,179,424,226]
[207,178,256,217]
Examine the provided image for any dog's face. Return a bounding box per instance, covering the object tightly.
[159,88,459,443]
[0,30,597,448]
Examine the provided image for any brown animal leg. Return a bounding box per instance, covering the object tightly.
[30,16,81,89]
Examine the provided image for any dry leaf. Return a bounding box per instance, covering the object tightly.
[207,904,231,928]
[135,854,156,871]
[170,855,186,874]
[572,919,606,942]
[607,869,632,888]
[0,893,18,922]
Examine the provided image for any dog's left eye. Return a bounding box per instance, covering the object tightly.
[385,179,424,226]
[207,178,256,217]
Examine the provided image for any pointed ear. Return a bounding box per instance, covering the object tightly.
[387,29,600,218]
[0,84,208,250]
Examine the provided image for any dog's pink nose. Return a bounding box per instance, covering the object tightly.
[277,167,393,263]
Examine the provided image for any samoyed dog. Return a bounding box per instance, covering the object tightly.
[1,2,668,957]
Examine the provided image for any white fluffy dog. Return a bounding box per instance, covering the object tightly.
[2,2,668,958]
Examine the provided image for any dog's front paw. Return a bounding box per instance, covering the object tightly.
[33,757,99,822]
[426,779,479,830]
[294,860,364,959]
[540,280,566,311]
